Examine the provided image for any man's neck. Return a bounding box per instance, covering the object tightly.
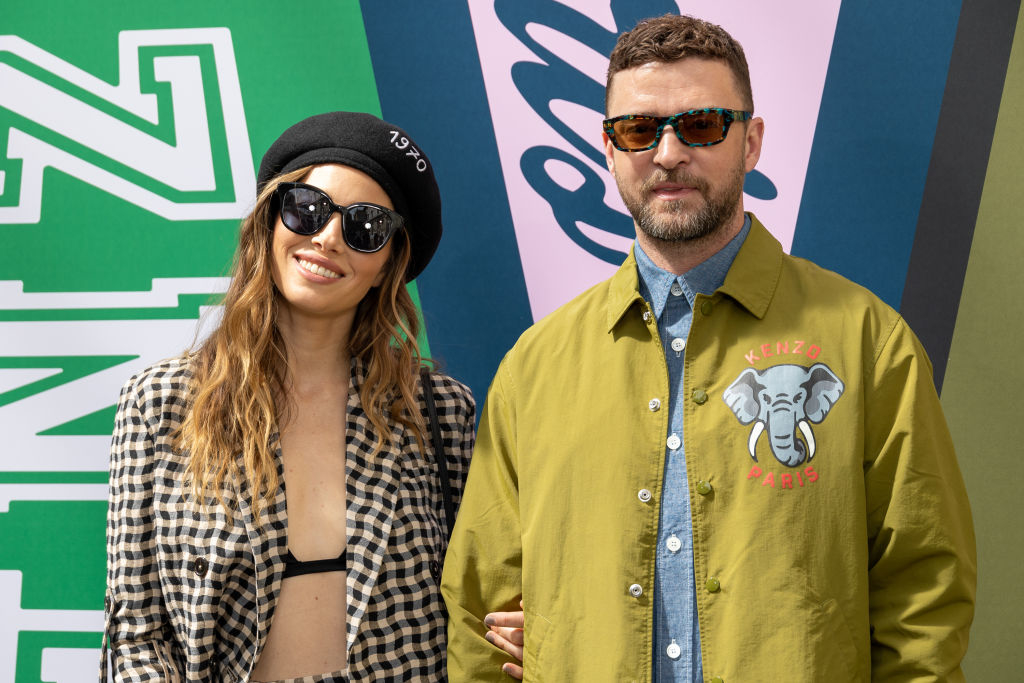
[635,210,747,276]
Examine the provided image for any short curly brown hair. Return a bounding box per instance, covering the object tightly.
[606,14,753,113]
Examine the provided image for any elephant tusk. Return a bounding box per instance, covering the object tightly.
[799,420,816,460]
[748,421,764,461]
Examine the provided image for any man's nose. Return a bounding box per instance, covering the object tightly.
[652,125,693,169]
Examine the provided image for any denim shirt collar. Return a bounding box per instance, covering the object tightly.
[634,214,751,318]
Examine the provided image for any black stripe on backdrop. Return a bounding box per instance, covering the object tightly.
[900,0,1021,393]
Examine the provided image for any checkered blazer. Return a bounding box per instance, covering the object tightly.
[102,355,475,681]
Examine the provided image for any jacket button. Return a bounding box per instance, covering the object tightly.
[192,556,209,578]
[696,480,712,496]
[700,300,714,316]
[637,489,652,503]
[691,388,708,404]
[705,577,721,593]
[642,310,653,323]
[648,398,661,412]
[628,583,643,598]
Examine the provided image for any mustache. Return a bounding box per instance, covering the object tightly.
[639,169,708,195]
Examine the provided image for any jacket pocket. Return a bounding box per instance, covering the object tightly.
[523,609,553,682]
[809,596,861,681]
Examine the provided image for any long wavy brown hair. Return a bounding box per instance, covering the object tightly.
[175,166,428,515]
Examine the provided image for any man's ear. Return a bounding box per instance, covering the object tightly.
[743,116,765,173]
[602,131,617,174]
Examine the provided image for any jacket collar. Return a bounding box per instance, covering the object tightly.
[606,249,646,332]
[717,213,782,320]
[606,212,782,330]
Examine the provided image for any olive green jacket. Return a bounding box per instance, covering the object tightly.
[442,215,975,682]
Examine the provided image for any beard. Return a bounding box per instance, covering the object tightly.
[617,162,746,243]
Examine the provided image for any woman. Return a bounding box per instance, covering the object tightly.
[101,112,476,681]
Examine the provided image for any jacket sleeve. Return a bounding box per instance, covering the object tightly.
[447,376,477,512]
[864,316,976,682]
[102,374,181,681]
[441,357,525,681]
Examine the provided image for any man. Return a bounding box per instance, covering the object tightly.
[442,14,976,682]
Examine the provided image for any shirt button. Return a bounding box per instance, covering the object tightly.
[670,282,684,297]
[691,388,708,404]
[638,489,652,503]
[666,534,682,553]
[629,583,643,597]
[642,310,653,323]
[666,640,681,659]
[670,338,685,353]
[666,434,681,450]
[705,577,721,593]
[192,556,209,578]
[649,398,661,412]
[700,300,714,316]
[696,480,712,496]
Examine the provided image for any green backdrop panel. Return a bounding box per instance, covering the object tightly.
[943,5,1024,680]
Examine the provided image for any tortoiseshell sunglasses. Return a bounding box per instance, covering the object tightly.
[603,108,752,151]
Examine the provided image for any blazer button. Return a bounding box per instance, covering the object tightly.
[192,556,209,578]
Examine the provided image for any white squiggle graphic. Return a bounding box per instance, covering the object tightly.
[0,28,255,223]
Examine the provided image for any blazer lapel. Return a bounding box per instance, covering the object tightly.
[345,357,404,649]
[234,440,288,673]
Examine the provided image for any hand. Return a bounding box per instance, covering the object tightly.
[484,600,525,679]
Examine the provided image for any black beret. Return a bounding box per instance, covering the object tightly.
[257,111,441,281]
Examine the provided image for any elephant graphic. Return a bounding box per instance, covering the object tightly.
[722,363,844,467]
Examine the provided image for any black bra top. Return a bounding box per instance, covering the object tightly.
[282,549,345,579]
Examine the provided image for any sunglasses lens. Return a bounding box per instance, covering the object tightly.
[612,117,661,150]
[280,186,331,235]
[679,110,727,145]
[343,205,395,252]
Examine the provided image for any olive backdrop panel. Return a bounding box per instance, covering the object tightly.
[0,0,1020,680]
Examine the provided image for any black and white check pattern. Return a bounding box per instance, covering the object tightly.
[102,355,475,682]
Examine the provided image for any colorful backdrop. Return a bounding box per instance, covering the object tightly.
[1,1,1020,680]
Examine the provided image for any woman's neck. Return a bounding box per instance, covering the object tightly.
[276,306,353,393]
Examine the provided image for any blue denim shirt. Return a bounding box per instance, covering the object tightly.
[635,216,750,682]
